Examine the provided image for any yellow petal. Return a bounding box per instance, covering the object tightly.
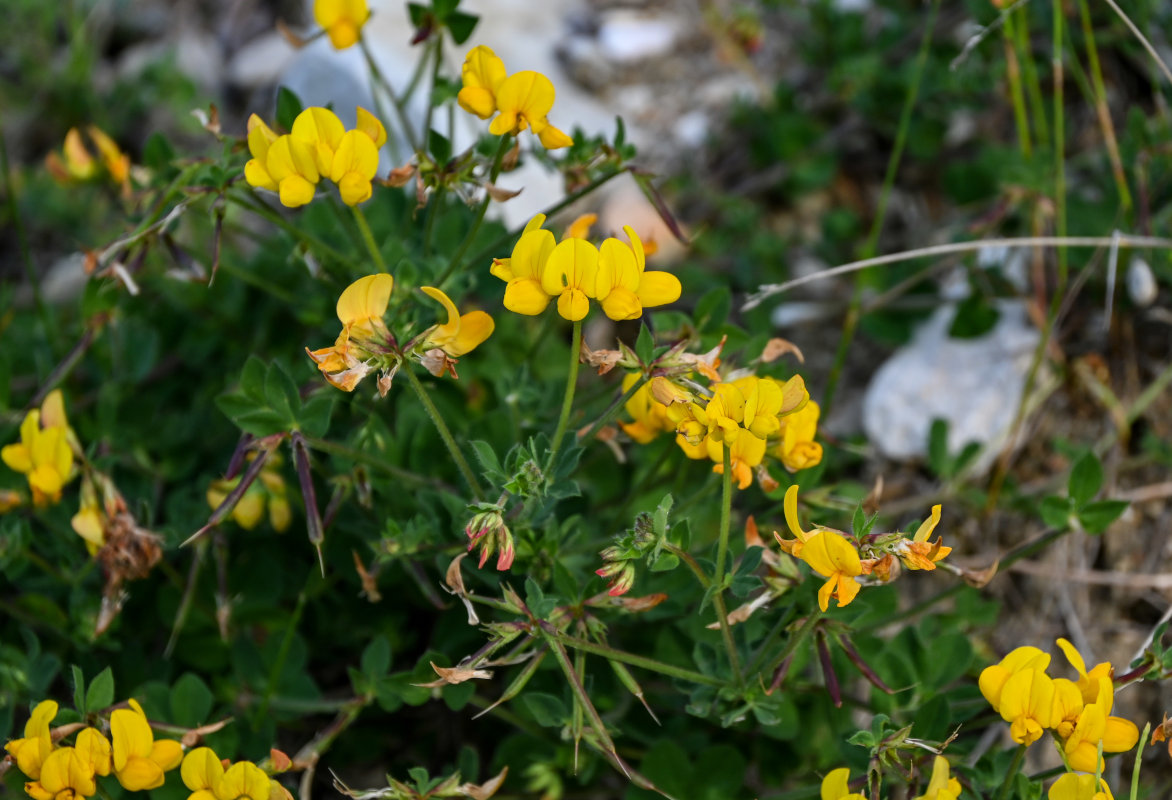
[244,159,278,192]
[420,286,461,340]
[503,278,552,315]
[337,173,373,206]
[596,238,639,300]
[111,704,154,768]
[1102,715,1139,753]
[266,136,319,184]
[556,288,590,321]
[278,176,316,208]
[537,123,573,149]
[801,531,862,579]
[783,485,809,542]
[600,287,642,321]
[233,489,265,530]
[457,87,497,119]
[355,107,387,148]
[636,271,681,308]
[329,129,379,184]
[40,390,68,431]
[75,728,112,777]
[62,128,96,179]
[246,115,277,161]
[821,768,852,800]
[2,443,32,474]
[460,45,507,95]
[450,311,494,357]
[117,756,166,791]
[913,504,942,542]
[218,762,271,800]
[181,747,224,792]
[564,213,597,241]
[151,739,184,773]
[542,238,599,298]
[509,228,556,280]
[292,107,346,174]
[493,71,556,133]
[40,748,96,798]
[336,274,394,325]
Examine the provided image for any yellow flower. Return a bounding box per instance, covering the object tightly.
[1048,774,1113,800]
[469,60,571,149]
[998,667,1055,745]
[978,646,1051,711]
[244,115,280,192]
[110,699,183,791]
[820,767,866,800]
[540,237,599,321]
[307,273,396,391]
[5,699,58,780]
[1055,638,1114,706]
[73,730,111,778]
[593,227,681,321]
[314,0,369,50]
[912,756,961,800]
[1060,675,1139,772]
[775,399,822,472]
[23,747,97,800]
[774,486,862,611]
[491,215,557,316]
[895,504,952,571]
[292,107,346,177]
[72,479,106,555]
[206,457,290,532]
[457,45,507,119]
[264,135,320,208]
[416,287,495,377]
[620,374,674,444]
[328,130,379,205]
[181,748,273,800]
[707,435,766,490]
[2,409,74,507]
[46,127,129,189]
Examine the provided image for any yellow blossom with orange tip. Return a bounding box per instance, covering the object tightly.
[894,504,951,571]
[416,287,495,377]
[774,485,862,611]
[1055,638,1114,705]
[1059,674,1139,772]
[46,126,129,190]
[978,645,1051,711]
[1048,773,1113,800]
[314,0,369,50]
[707,434,767,490]
[620,374,674,444]
[181,747,275,800]
[457,46,507,119]
[5,699,57,780]
[307,273,396,392]
[820,767,865,800]
[110,699,183,791]
[911,756,961,800]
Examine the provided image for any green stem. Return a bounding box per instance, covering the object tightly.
[542,628,723,687]
[257,575,310,722]
[1131,722,1150,800]
[359,37,420,154]
[1075,0,1131,210]
[1002,13,1033,158]
[580,374,647,444]
[545,320,583,477]
[403,366,485,499]
[1017,7,1050,145]
[422,186,446,257]
[420,36,444,154]
[996,744,1027,800]
[711,444,743,686]
[662,542,712,588]
[351,204,388,273]
[823,0,939,411]
[229,191,355,273]
[744,601,797,676]
[760,607,822,681]
[435,136,511,285]
[1052,0,1068,300]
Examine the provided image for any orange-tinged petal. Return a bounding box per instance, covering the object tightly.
[181,747,225,792]
[63,128,97,179]
[40,391,69,432]
[913,505,942,542]
[336,274,394,325]
[354,107,387,148]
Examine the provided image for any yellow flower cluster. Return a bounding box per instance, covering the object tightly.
[2,391,77,507]
[181,747,280,800]
[491,214,681,321]
[457,46,573,149]
[979,639,1139,770]
[46,126,130,191]
[822,757,959,800]
[774,486,950,612]
[1048,773,1112,800]
[206,455,292,531]
[313,0,369,50]
[245,107,386,208]
[307,274,494,392]
[5,699,183,800]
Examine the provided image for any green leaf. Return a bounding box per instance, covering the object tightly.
[428,129,452,165]
[1068,452,1103,506]
[949,293,1000,339]
[927,418,950,477]
[1039,495,1074,530]
[433,0,459,17]
[142,132,177,173]
[614,116,627,150]
[671,518,691,550]
[264,362,300,422]
[407,2,428,27]
[469,440,502,478]
[653,493,673,538]
[71,665,86,714]
[445,11,478,43]
[275,87,304,132]
[694,287,731,335]
[298,394,334,438]
[1078,500,1129,535]
[521,692,567,727]
[735,546,764,576]
[635,323,654,365]
[169,673,214,727]
[239,356,268,402]
[85,667,114,713]
[649,552,679,572]
[361,636,393,678]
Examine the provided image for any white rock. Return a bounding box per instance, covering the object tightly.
[1127,257,1157,307]
[597,12,681,63]
[862,300,1040,472]
[228,32,299,89]
[674,110,709,148]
